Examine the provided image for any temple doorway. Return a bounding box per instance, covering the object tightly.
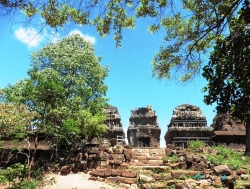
[138,137,150,147]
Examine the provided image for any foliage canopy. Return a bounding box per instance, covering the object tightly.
[2,0,248,82]
[202,0,250,153]
[1,34,109,138]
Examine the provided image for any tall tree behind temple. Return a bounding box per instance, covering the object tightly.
[202,0,250,155]
[0,34,109,178]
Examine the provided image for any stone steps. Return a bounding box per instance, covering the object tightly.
[130,148,165,166]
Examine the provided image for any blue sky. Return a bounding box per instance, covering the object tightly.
[0,16,216,148]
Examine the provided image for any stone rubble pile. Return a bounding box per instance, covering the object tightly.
[60,144,249,189]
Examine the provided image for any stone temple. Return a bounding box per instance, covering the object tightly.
[211,112,246,151]
[102,106,125,145]
[165,104,213,148]
[127,105,161,147]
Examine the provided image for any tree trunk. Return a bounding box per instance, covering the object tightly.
[244,119,250,155]
[28,133,38,180]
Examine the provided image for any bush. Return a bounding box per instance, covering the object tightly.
[188,140,205,149]
[0,163,40,189]
[206,145,242,170]
[6,180,37,189]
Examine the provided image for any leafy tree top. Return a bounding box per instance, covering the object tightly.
[202,1,250,121]
[1,34,109,137]
[2,0,247,82]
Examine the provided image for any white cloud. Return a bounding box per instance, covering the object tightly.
[15,27,44,48]
[69,30,96,44]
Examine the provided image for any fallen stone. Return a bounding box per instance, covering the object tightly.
[130,184,138,189]
[104,169,112,177]
[122,170,137,178]
[171,170,199,179]
[118,177,137,184]
[105,177,118,184]
[139,174,155,183]
[60,166,71,175]
[119,183,131,189]
[89,169,105,177]
[236,168,247,175]
[213,164,232,175]
[240,174,249,180]
[111,169,122,176]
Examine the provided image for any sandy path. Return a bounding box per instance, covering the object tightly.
[41,172,117,189]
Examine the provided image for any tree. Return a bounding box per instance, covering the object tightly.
[0,103,37,140]
[202,1,250,154]
[2,0,248,82]
[0,34,109,178]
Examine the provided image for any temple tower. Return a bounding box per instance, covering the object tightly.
[127,105,161,147]
[102,106,125,145]
[211,112,245,151]
[165,104,213,148]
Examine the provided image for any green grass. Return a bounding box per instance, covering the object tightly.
[187,140,206,149]
[205,145,243,170]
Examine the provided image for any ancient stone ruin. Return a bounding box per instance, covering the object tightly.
[102,106,125,145]
[165,104,213,148]
[127,105,161,147]
[211,112,246,151]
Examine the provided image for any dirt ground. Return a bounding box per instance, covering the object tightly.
[41,172,116,189]
[0,172,117,189]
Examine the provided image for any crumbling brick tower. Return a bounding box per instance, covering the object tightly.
[127,105,161,147]
[165,104,213,148]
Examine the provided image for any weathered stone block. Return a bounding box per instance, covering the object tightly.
[88,154,96,160]
[93,160,100,169]
[148,160,163,166]
[114,160,123,165]
[88,147,99,154]
[105,177,118,184]
[212,177,223,187]
[171,170,199,179]
[213,164,232,175]
[111,169,122,176]
[97,150,109,161]
[186,153,193,165]
[136,155,147,160]
[122,170,137,178]
[109,153,125,161]
[190,161,207,171]
[89,169,105,177]
[104,169,112,177]
[152,173,172,181]
[98,144,106,151]
[60,166,71,175]
[119,164,129,170]
[114,146,124,154]
[139,174,155,183]
[99,160,110,169]
[236,168,247,175]
[166,148,172,156]
[88,176,98,181]
[118,177,137,184]
[167,144,175,149]
[124,149,132,161]
[109,160,114,164]
[193,154,202,163]
[143,182,170,189]
[106,147,114,153]
[119,183,131,189]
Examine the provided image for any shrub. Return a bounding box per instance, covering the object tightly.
[163,156,169,163]
[187,140,205,149]
[206,145,242,170]
[171,155,178,163]
[1,163,40,189]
